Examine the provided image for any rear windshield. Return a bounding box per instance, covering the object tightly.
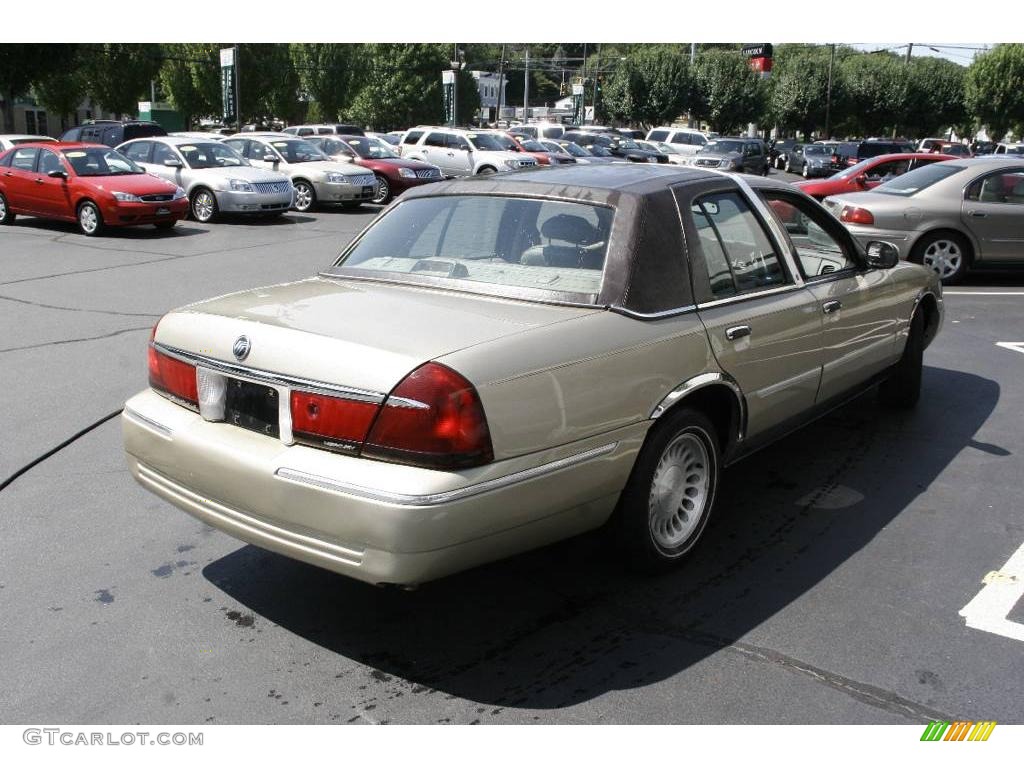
[328,195,614,303]
[874,163,964,196]
[124,124,167,140]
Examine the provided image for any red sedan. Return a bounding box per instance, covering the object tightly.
[503,133,576,166]
[794,152,957,201]
[0,142,188,235]
[306,135,442,204]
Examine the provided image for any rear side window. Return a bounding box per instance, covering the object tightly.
[540,126,563,139]
[403,130,424,146]
[102,127,122,146]
[875,163,963,196]
[11,147,38,171]
[648,130,669,142]
[297,128,313,136]
[0,151,11,167]
[690,191,790,298]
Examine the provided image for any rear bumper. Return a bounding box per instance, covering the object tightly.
[122,389,643,586]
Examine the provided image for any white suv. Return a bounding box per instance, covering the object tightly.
[400,127,538,176]
[645,126,709,156]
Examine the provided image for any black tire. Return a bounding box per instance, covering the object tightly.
[0,192,14,225]
[615,407,720,571]
[372,174,391,205]
[190,188,218,223]
[292,180,316,212]
[77,201,104,237]
[912,230,970,285]
[879,308,924,409]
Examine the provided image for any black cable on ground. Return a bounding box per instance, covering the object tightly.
[0,409,123,493]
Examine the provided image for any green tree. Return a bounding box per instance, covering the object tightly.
[692,50,765,134]
[31,46,86,133]
[290,44,363,123]
[78,44,163,116]
[0,44,77,132]
[601,60,644,125]
[768,45,837,140]
[966,44,1024,141]
[838,52,907,137]
[239,44,302,125]
[903,57,966,139]
[349,44,475,129]
[159,44,220,129]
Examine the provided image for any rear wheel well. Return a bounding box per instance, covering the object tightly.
[910,228,974,267]
[660,384,742,458]
[917,292,941,349]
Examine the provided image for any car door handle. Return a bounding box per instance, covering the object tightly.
[725,325,751,340]
[967,210,987,218]
[34,178,44,184]
[823,300,843,314]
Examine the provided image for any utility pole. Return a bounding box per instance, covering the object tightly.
[452,44,459,127]
[689,43,697,128]
[523,47,529,120]
[496,43,505,125]
[592,43,601,124]
[581,43,588,125]
[894,43,913,138]
[824,43,835,139]
[234,44,241,130]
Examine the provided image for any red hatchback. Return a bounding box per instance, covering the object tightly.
[794,152,957,201]
[0,142,188,236]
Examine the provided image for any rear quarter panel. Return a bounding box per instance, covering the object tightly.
[438,310,716,459]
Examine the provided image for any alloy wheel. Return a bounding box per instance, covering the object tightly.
[192,191,216,222]
[293,182,314,212]
[79,204,99,235]
[922,239,963,280]
[372,176,390,205]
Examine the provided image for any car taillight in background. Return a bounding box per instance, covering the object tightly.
[363,362,493,470]
[840,205,875,226]
[148,324,198,409]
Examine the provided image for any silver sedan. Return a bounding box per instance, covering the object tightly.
[118,136,294,223]
[824,157,1024,283]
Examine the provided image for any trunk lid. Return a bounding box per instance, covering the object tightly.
[155,277,602,394]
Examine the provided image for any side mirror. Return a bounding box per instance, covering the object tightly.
[263,154,278,163]
[47,169,68,179]
[163,158,183,168]
[865,240,899,269]
[855,174,867,186]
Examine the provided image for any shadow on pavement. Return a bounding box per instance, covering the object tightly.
[204,367,1000,712]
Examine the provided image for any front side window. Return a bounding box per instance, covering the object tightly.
[38,149,63,175]
[328,196,614,301]
[424,132,448,148]
[403,130,424,146]
[690,191,790,298]
[966,170,1024,204]
[177,142,245,169]
[761,193,858,278]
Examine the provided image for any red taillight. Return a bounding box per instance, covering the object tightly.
[148,345,198,406]
[840,205,874,226]
[363,362,493,469]
[290,391,379,449]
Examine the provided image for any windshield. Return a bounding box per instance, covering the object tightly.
[329,196,614,302]
[701,140,744,154]
[554,141,588,157]
[468,133,511,151]
[178,143,246,169]
[588,145,613,157]
[519,139,547,152]
[650,142,679,155]
[62,147,144,176]
[873,163,964,196]
[268,139,329,163]
[834,158,883,179]
[617,138,640,150]
[344,136,400,159]
[804,145,830,156]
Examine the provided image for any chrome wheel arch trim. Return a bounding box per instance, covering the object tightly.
[649,372,747,441]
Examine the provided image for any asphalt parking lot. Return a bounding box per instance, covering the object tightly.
[1,178,1023,725]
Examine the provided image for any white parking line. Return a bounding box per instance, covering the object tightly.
[996,342,1024,356]
[944,291,1024,296]
[959,540,1024,643]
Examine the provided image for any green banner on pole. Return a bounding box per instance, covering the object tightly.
[220,48,237,123]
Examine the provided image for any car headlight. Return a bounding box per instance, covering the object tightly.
[398,167,416,178]
[173,186,186,200]
[504,158,520,169]
[326,173,350,184]
[229,179,254,192]
[112,191,141,202]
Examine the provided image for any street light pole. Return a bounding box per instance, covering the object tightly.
[824,43,835,139]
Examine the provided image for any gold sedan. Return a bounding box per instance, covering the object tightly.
[122,165,943,587]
